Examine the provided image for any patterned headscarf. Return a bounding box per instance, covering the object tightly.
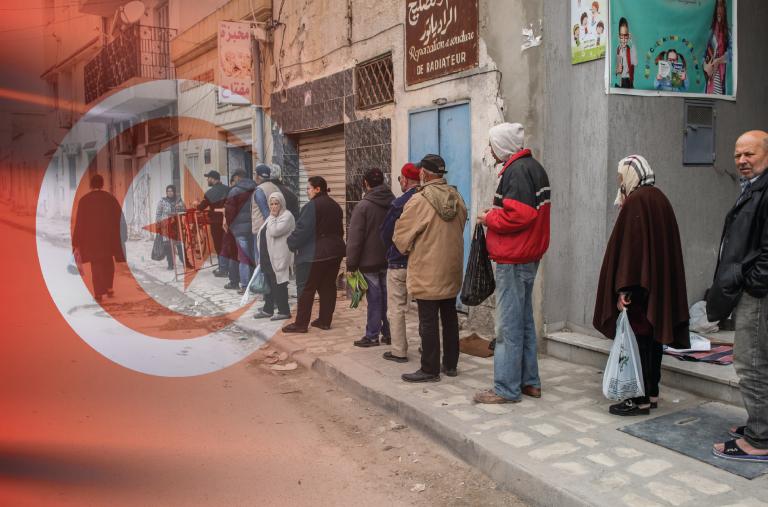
[614,155,655,207]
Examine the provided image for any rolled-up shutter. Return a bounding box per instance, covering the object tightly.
[298,128,347,276]
[297,129,346,223]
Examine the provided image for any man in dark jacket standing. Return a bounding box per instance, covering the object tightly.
[379,163,420,362]
[72,174,126,302]
[197,170,229,277]
[283,176,346,333]
[709,130,768,462]
[475,123,551,404]
[224,169,257,294]
[346,168,395,347]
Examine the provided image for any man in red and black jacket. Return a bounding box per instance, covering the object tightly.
[474,122,551,404]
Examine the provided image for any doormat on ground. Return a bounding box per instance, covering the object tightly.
[664,344,734,365]
[620,402,768,479]
[459,333,494,358]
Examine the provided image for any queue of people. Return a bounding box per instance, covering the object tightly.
[77,124,767,464]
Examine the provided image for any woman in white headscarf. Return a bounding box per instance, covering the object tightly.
[253,192,295,320]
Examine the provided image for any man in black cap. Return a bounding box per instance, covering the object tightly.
[394,154,467,382]
[197,170,230,277]
[346,167,395,347]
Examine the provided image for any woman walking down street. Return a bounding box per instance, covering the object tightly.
[254,192,296,321]
[155,184,189,270]
[283,176,346,333]
[593,155,690,416]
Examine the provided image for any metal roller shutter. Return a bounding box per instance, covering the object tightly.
[298,129,346,224]
[298,129,347,277]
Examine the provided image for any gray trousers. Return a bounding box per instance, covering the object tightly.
[386,268,409,358]
[733,292,768,449]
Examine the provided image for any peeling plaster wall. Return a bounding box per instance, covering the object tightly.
[270,0,542,336]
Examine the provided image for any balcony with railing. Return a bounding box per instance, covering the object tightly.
[84,25,177,105]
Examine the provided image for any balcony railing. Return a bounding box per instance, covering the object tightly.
[84,25,177,104]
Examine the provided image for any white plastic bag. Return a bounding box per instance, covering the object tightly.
[602,310,645,401]
[689,300,719,334]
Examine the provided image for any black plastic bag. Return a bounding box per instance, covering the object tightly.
[460,224,495,306]
[151,234,166,261]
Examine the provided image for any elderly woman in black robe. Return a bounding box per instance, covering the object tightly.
[593,155,690,416]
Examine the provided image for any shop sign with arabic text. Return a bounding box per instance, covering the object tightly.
[405,0,479,86]
[218,21,252,104]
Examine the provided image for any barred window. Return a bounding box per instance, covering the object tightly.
[355,53,394,110]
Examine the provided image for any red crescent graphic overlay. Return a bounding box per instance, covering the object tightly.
[69,116,256,339]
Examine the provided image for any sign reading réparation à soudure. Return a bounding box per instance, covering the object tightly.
[405,0,479,86]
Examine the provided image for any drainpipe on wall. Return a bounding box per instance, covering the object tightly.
[346,0,353,46]
[254,106,265,164]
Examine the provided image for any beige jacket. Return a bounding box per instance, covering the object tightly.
[393,178,467,300]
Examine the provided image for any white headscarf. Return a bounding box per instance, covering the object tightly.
[266,191,287,223]
[614,155,655,207]
[489,122,525,162]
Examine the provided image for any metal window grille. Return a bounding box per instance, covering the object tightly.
[355,54,394,110]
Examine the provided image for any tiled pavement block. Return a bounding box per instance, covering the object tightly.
[671,472,732,495]
[577,437,600,448]
[498,430,534,448]
[646,481,695,506]
[614,447,645,459]
[586,453,617,467]
[626,459,673,478]
[449,409,483,422]
[530,423,561,437]
[528,442,581,460]
[552,462,591,476]
[621,493,664,507]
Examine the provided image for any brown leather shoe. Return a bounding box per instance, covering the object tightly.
[522,385,541,398]
[473,389,520,404]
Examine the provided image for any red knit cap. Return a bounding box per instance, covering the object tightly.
[401,162,420,180]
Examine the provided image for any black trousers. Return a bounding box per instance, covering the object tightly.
[635,334,663,402]
[210,222,224,255]
[90,257,115,297]
[261,258,290,316]
[417,298,460,375]
[165,241,184,268]
[295,258,341,328]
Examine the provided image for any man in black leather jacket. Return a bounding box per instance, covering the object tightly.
[708,130,768,462]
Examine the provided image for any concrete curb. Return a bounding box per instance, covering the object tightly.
[264,333,591,506]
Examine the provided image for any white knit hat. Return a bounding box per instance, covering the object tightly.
[489,122,525,162]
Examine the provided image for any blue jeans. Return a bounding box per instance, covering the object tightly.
[218,256,239,284]
[233,232,254,288]
[494,262,540,400]
[363,270,390,339]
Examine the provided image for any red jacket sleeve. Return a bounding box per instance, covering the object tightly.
[486,198,537,234]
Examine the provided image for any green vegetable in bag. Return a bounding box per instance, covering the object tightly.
[346,270,368,309]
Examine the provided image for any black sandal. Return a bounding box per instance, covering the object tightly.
[712,439,768,462]
[728,425,746,439]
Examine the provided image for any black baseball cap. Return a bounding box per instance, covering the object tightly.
[418,154,447,174]
[203,170,221,179]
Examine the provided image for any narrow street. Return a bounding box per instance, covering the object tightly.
[0,220,523,506]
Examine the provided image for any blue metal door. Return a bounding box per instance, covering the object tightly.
[408,103,472,270]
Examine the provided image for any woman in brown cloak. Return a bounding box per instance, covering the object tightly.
[593,155,690,416]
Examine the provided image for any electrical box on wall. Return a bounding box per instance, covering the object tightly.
[683,100,716,166]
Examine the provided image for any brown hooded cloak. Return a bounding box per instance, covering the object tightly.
[593,186,690,348]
